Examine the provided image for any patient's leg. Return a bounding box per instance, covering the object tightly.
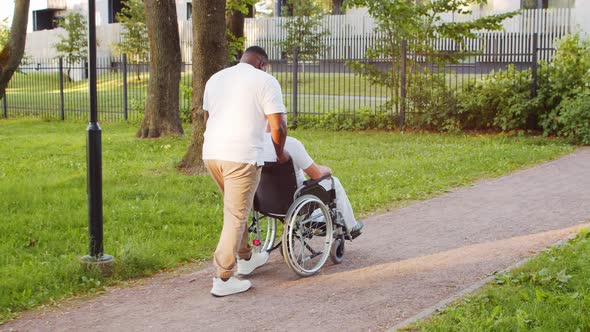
[332,177,357,231]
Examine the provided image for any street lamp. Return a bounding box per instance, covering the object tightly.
[80,0,114,274]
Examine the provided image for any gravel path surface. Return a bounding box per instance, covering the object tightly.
[4,148,590,332]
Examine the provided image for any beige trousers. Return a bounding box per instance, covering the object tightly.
[205,159,261,279]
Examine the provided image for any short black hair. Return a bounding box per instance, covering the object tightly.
[244,46,268,60]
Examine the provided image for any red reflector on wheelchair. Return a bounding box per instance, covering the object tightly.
[253,239,261,246]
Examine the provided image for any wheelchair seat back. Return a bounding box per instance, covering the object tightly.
[253,159,298,217]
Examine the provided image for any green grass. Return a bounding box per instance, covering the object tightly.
[0,120,575,323]
[407,230,590,331]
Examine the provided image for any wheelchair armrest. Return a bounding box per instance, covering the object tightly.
[302,173,332,187]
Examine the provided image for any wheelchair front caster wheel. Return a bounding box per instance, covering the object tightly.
[330,237,345,264]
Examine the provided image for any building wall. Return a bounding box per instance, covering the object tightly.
[486,0,520,12]
[24,0,191,58]
[474,0,587,35]
[574,1,590,36]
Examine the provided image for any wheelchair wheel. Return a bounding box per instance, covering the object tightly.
[282,195,333,277]
[249,212,280,253]
[330,236,345,264]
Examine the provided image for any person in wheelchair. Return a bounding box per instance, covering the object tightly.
[261,134,365,239]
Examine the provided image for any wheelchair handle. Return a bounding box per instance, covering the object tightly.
[303,173,332,187]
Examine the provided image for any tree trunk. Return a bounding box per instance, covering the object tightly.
[0,0,30,98]
[136,0,183,138]
[177,0,227,175]
[227,3,253,62]
[331,0,343,15]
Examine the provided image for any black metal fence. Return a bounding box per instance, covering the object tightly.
[2,33,556,125]
[268,32,555,127]
[2,54,192,122]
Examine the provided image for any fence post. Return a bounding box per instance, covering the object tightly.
[399,40,407,130]
[2,92,7,119]
[59,57,65,120]
[122,53,128,121]
[292,46,299,129]
[531,33,538,98]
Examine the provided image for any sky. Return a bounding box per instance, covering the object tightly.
[1,0,15,24]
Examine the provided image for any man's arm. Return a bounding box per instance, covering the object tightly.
[266,112,288,163]
[303,163,332,180]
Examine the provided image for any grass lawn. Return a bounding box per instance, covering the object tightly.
[0,119,575,323]
[405,230,590,331]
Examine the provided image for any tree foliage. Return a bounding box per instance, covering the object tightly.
[344,0,516,120]
[226,0,256,63]
[113,0,149,81]
[278,0,328,60]
[54,11,88,81]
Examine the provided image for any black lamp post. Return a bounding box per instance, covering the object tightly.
[80,0,114,273]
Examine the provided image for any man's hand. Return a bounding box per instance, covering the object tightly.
[277,150,291,164]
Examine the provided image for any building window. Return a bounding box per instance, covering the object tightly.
[521,0,574,9]
[33,9,59,31]
[108,0,124,23]
[187,2,192,20]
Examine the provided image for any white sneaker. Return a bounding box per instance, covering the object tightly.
[210,277,252,297]
[237,252,270,276]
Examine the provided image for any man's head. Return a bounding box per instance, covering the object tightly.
[240,46,269,72]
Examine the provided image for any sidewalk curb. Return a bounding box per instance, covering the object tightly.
[389,230,586,331]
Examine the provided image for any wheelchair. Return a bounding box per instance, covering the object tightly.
[248,159,349,277]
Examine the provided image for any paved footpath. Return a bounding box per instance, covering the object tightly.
[4,149,590,332]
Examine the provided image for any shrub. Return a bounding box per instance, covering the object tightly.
[294,109,398,131]
[129,97,146,122]
[457,65,539,131]
[406,70,460,132]
[538,33,590,137]
[179,84,192,123]
[556,90,590,145]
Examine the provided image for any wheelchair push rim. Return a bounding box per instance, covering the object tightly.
[282,195,333,277]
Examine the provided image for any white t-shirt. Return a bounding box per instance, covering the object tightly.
[202,63,286,165]
[261,134,313,185]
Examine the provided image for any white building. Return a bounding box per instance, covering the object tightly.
[462,0,587,35]
[21,0,192,59]
[7,0,589,60]
[344,0,587,35]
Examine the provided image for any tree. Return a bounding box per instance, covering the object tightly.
[54,11,88,81]
[178,0,227,174]
[0,0,30,98]
[331,0,343,14]
[345,0,516,118]
[113,0,149,81]
[278,0,328,61]
[136,0,184,138]
[227,0,255,63]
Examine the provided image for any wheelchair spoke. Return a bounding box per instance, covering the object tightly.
[283,195,334,277]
